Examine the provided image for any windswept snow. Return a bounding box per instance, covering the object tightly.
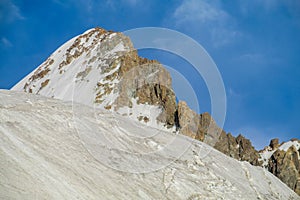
[0,90,298,199]
[279,140,300,152]
[10,28,129,108]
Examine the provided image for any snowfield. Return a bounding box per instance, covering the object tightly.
[0,90,298,200]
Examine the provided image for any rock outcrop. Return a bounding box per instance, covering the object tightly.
[270,138,280,149]
[177,101,202,139]
[176,101,261,166]
[115,59,177,127]
[260,139,300,195]
[214,132,261,166]
[269,146,300,194]
[177,101,225,146]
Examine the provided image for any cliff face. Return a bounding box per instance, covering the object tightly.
[214,133,261,166]
[269,147,300,194]
[177,101,260,166]
[260,139,300,195]
[177,101,224,146]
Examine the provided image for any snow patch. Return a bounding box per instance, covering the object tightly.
[279,140,300,151]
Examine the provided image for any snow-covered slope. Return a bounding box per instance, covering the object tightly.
[11,28,176,129]
[12,28,132,105]
[0,90,298,199]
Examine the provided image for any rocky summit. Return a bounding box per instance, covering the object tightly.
[12,27,177,129]
[11,27,300,196]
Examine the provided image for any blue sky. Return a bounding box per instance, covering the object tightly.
[1,0,299,149]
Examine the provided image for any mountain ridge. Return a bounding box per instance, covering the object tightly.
[11,27,300,195]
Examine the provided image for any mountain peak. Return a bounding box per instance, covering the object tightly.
[12,27,176,128]
[11,27,300,196]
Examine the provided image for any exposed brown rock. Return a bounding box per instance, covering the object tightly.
[177,101,224,145]
[59,27,108,70]
[236,134,261,165]
[295,178,300,196]
[214,133,261,166]
[268,145,300,195]
[199,112,224,146]
[177,101,200,139]
[40,79,50,89]
[270,138,279,150]
[176,101,260,165]
[114,60,176,127]
[214,132,238,158]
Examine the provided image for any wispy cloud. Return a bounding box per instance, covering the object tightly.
[228,87,241,98]
[238,53,265,64]
[170,0,241,48]
[238,0,300,18]
[211,28,242,48]
[0,37,13,48]
[122,0,140,6]
[0,0,25,24]
[238,0,278,15]
[106,0,140,10]
[173,0,227,25]
[236,53,281,69]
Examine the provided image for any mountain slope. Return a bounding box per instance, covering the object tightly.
[11,27,299,195]
[10,27,246,156]
[12,27,176,129]
[0,90,299,199]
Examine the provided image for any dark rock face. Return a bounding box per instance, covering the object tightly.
[177,101,200,139]
[177,101,223,146]
[214,133,261,166]
[214,132,238,158]
[236,135,261,166]
[176,101,261,166]
[270,138,279,150]
[112,53,177,127]
[267,144,300,195]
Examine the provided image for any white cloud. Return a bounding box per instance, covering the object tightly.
[173,0,227,25]
[171,0,241,48]
[1,37,13,48]
[0,0,25,23]
[237,53,281,67]
[52,0,66,6]
[122,0,139,6]
[238,0,300,17]
[211,28,242,48]
[228,87,241,98]
[239,53,264,63]
[105,0,140,9]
